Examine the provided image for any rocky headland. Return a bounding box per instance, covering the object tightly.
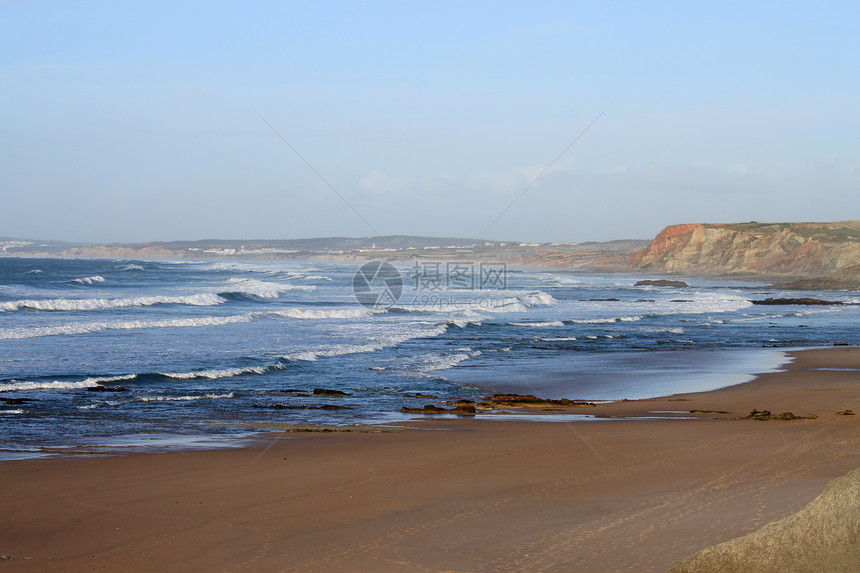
[629,221,860,289]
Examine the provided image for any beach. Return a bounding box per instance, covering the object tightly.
[1,347,859,572]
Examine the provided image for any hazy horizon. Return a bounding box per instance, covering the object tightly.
[3,2,859,244]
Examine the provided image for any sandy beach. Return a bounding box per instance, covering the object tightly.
[2,347,860,572]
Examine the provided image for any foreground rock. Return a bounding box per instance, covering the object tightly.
[750,297,843,306]
[670,467,860,572]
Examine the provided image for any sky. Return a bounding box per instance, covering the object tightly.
[2,1,859,244]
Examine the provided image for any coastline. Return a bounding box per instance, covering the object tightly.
[2,347,859,571]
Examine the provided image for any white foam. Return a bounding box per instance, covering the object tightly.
[392,290,556,315]
[0,292,226,312]
[273,307,371,319]
[407,348,481,374]
[0,409,24,414]
[222,278,314,298]
[447,317,483,328]
[159,364,280,380]
[0,314,254,340]
[510,321,565,327]
[478,291,557,313]
[541,337,578,341]
[120,264,144,271]
[0,373,135,393]
[570,316,644,324]
[645,327,685,334]
[80,374,138,384]
[71,275,105,285]
[284,323,450,362]
[0,379,100,392]
[137,392,234,402]
[417,350,482,373]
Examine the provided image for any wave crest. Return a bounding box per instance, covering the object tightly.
[159,364,282,380]
[71,275,105,284]
[220,278,314,299]
[0,293,226,313]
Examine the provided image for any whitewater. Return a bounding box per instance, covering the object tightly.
[1,256,859,458]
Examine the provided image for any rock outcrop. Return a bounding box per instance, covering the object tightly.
[669,467,860,572]
[629,221,860,278]
[776,263,860,291]
[750,298,843,306]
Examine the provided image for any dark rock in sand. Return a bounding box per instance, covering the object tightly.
[836,410,855,416]
[312,388,349,396]
[399,404,476,415]
[486,394,595,407]
[750,297,843,306]
[404,393,438,399]
[635,279,688,287]
[745,409,816,421]
[439,400,496,411]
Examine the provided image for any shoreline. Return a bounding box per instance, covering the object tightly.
[0,345,797,462]
[1,347,859,571]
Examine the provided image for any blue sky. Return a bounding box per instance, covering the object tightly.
[2,1,858,243]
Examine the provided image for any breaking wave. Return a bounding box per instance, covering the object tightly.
[159,364,283,380]
[1,379,98,392]
[219,278,314,299]
[0,293,226,313]
[273,307,371,319]
[0,314,255,340]
[137,393,235,402]
[569,316,644,324]
[510,321,565,327]
[283,323,450,362]
[71,275,106,285]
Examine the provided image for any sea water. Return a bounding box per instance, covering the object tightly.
[1,257,858,458]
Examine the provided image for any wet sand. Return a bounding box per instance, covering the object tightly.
[1,347,859,572]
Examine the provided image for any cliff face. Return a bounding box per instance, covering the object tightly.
[629,221,860,278]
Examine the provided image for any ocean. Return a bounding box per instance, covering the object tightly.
[1,256,858,459]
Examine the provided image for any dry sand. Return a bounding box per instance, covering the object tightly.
[1,347,860,572]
